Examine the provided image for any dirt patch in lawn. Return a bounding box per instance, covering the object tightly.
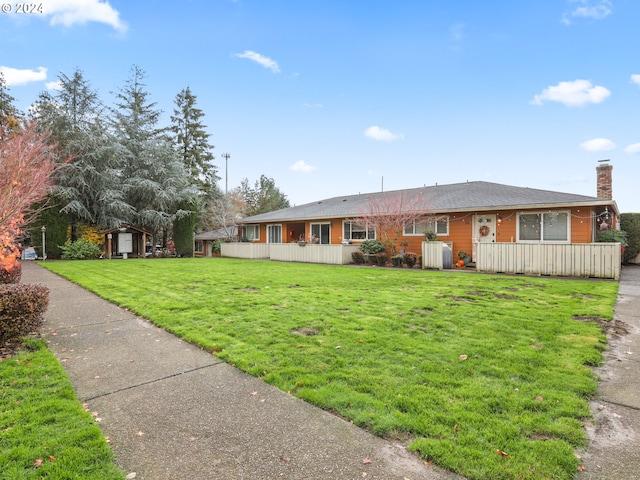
[290,327,321,336]
[572,316,630,338]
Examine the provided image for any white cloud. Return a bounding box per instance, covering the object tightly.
[303,103,323,108]
[624,143,640,154]
[562,0,612,25]
[631,74,640,86]
[45,80,62,91]
[234,50,280,73]
[41,0,127,32]
[290,160,317,173]
[530,79,610,106]
[364,126,403,142]
[0,66,47,86]
[580,138,616,151]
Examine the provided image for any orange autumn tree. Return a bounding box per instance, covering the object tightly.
[352,189,430,257]
[0,121,58,280]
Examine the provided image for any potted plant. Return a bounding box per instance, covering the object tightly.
[457,250,471,265]
[424,230,438,241]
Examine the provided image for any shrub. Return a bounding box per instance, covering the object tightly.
[621,213,640,264]
[376,252,388,266]
[596,230,628,263]
[596,229,627,245]
[212,239,222,255]
[351,251,365,264]
[0,261,21,284]
[359,239,386,255]
[391,255,403,267]
[60,239,102,260]
[0,283,49,343]
[404,252,417,267]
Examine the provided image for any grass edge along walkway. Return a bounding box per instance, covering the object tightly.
[40,258,618,480]
[0,339,125,480]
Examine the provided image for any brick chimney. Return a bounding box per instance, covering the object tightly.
[596,160,613,199]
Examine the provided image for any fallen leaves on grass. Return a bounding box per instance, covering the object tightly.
[496,449,510,457]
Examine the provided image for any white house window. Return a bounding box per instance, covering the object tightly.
[404,216,449,236]
[343,221,375,241]
[244,224,260,241]
[194,240,204,253]
[267,224,282,243]
[518,212,569,242]
[310,223,331,244]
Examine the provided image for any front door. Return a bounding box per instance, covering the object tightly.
[475,214,496,243]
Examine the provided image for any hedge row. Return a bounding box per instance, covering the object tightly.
[0,283,49,344]
[0,262,21,285]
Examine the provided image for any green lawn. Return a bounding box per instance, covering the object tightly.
[0,340,125,480]
[41,258,617,480]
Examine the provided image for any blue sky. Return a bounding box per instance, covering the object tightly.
[2,0,639,212]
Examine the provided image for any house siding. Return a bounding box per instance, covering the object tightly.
[241,207,604,257]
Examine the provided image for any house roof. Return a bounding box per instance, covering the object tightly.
[239,181,618,223]
[194,227,238,241]
[102,225,152,235]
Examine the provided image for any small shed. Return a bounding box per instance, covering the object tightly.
[102,225,151,259]
[194,227,238,257]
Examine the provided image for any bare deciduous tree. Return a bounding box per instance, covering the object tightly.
[351,190,429,256]
[206,190,246,240]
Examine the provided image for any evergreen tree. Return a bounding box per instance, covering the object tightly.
[112,66,197,239]
[0,73,20,138]
[240,175,290,216]
[29,199,70,260]
[171,87,219,196]
[172,201,198,257]
[31,69,132,230]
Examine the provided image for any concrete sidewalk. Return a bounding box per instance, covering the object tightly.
[577,264,640,479]
[21,262,462,480]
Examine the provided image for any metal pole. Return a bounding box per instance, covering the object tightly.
[222,153,230,194]
[41,226,46,261]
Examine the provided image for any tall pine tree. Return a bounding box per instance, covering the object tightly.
[31,69,132,231]
[171,87,219,196]
[112,66,196,241]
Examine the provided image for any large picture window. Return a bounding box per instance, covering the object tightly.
[343,221,375,241]
[244,224,260,241]
[518,212,569,242]
[403,216,449,236]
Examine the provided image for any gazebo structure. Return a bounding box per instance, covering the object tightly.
[102,225,151,259]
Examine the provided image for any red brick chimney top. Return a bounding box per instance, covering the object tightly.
[596,160,613,200]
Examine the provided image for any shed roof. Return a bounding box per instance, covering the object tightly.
[194,227,238,241]
[240,181,618,223]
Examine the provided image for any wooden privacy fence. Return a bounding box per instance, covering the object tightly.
[221,242,270,259]
[270,244,360,264]
[221,243,360,265]
[475,242,621,279]
[423,241,621,279]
